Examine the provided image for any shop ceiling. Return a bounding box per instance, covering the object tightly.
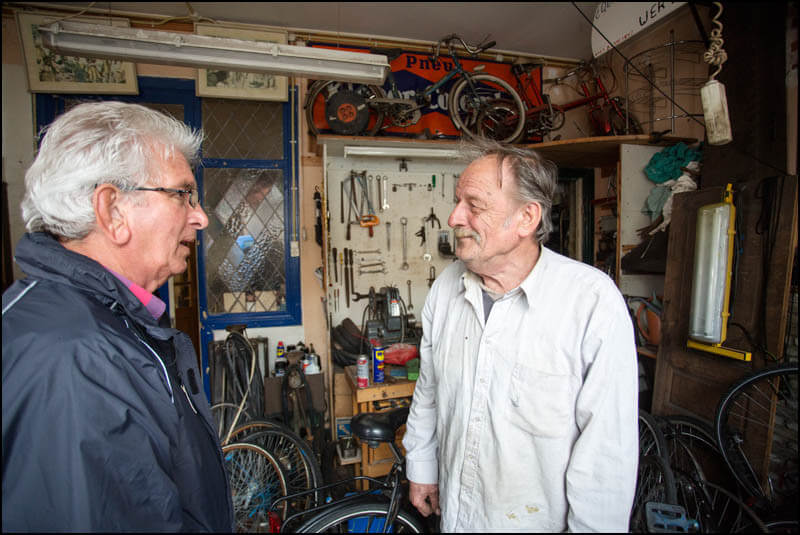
[22,2,600,62]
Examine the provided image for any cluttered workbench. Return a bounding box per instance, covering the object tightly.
[344,364,417,488]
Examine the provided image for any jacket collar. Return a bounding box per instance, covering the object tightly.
[14,232,164,332]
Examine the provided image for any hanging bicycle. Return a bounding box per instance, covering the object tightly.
[304,34,526,143]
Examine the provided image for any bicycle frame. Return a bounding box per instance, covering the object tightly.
[380,47,476,107]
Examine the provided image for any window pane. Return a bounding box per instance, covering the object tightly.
[202,98,284,160]
[203,168,286,314]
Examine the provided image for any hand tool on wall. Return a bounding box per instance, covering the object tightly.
[428,266,437,287]
[386,221,391,251]
[332,247,338,283]
[340,181,345,223]
[344,247,350,308]
[382,175,390,210]
[442,172,446,198]
[377,174,384,212]
[348,248,355,297]
[400,217,409,270]
[406,279,413,310]
[425,207,441,229]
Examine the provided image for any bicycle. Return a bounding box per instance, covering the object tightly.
[268,406,427,532]
[478,60,643,143]
[714,363,798,514]
[305,34,526,143]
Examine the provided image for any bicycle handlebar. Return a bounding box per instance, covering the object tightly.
[433,34,495,61]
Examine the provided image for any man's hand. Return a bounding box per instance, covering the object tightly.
[409,481,440,517]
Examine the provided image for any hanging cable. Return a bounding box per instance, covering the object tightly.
[703,2,728,80]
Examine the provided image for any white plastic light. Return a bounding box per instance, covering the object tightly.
[701,80,733,146]
[343,146,460,159]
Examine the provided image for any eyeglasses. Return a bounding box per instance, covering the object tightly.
[132,187,199,208]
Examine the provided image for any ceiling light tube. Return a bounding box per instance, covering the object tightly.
[343,146,460,159]
[38,21,389,84]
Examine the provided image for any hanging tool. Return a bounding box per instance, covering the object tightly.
[356,171,379,237]
[348,248,355,299]
[425,207,441,228]
[386,221,391,251]
[406,279,413,310]
[441,172,446,198]
[428,266,437,287]
[381,175,390,210]
[313,187,322,246]
[400,217,409,270]
[344,247,350,308]
[332,247,338,283]
[340,181,345,223]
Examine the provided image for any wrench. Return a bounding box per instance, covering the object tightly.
[406,280,413,310]
[386,221,391,251]
[422,217,432,262]
[382,175,390,210]
[400,217,409,270]
[377,175,384,212]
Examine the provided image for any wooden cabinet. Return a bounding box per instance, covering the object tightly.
[344,364,415,488]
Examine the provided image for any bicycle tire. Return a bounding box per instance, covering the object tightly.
[476,98,524,143]
[714,364,798,507]
[676,473,768,533]
[661,414,739,494]
[222,442,289,531]
[639,409,668,460]
[448,73,525,143]
[296,498,427,533]
[226,420,323,511]
[304,80,385,137]
[630,454,678,533]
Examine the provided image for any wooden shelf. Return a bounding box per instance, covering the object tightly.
[316,133,696,168]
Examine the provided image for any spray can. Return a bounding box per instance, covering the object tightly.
[371,339,385,384]
[275,341,287,377]
[357,355,369,388]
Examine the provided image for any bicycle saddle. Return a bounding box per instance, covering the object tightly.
[351,407,410,444]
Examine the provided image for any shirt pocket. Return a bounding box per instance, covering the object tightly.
[507,364,577,438]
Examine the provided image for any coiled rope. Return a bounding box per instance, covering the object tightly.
[703,2,728,80]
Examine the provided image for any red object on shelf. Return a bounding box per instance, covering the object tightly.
[384,343,419,366]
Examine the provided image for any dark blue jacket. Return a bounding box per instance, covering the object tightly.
[2,232,234,532]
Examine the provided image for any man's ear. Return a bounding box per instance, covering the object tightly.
[93,184,131,245]
[517,201,542,238]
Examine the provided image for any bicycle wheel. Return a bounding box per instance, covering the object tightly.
[448,74,525,143]
[476,99,525,143]
[630,454,678,532]
[296,498,426,533]
[304,80,385,137]
[661,414,736,491]
[227,420,323,510]
[676,474,768,533]
[222,442,288,532]
[714,364,798,507]
[211,402,252,441]
[639,409,668,460]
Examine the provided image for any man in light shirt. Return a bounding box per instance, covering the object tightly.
[402,140,638,532]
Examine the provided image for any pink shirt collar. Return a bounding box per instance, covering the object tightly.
[105,267,167,321]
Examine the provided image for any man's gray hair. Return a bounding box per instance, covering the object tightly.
[22,101,203,239]
[459,138,558,244]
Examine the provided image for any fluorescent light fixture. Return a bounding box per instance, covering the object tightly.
[687,184,750,361]
[343,146,460,159]
[38,21,388,84]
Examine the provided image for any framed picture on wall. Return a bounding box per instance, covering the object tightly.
[16,12,138,94]
[195,23,288,102]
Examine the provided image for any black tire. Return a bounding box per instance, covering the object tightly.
[714,364,798,507]
[226,420,323,511]
[638,409,668,460]
[448,74,525,143]
[304,80,385,137]
[630,454,678,532]
[296,498,426,533]
[660,414,740,495]
[222,442,288,531]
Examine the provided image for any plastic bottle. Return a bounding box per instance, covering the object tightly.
[275,340,287,377]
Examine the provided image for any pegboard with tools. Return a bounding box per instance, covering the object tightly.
[323,152,466,333]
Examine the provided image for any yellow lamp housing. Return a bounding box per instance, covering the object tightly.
[687,183,751,361]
